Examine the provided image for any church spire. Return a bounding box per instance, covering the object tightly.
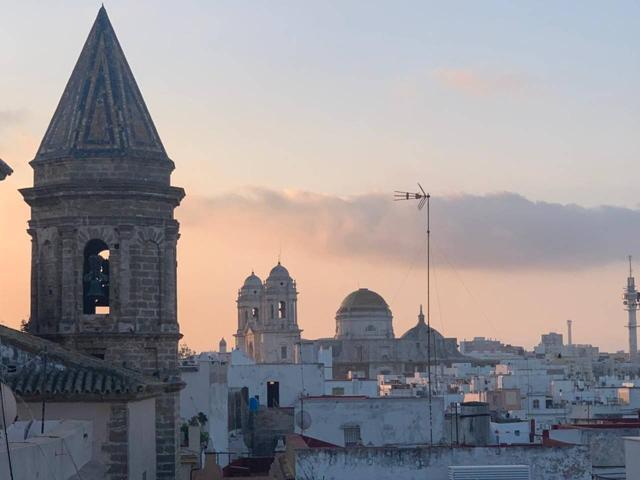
[418,304,426,324]
[36,6,167,161]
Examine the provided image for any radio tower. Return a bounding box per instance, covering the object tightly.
[623,256,639,361]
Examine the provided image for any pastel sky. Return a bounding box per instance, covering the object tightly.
[0,1,638,352]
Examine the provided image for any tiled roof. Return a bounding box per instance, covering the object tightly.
[0,324,161,400]
[7,364,146,397]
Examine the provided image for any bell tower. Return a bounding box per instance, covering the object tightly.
[20,7,184,478]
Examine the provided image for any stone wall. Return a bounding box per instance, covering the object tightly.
[294,444,591,480]
[246,407,295,456]
[550,426,640,469]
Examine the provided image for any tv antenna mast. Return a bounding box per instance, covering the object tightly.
[394,183,434,446]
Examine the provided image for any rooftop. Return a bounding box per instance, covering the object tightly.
[0,324,164,401]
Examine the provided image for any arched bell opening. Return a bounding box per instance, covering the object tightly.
[83,239,110,314]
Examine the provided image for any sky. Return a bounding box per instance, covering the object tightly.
[0,1,639,352]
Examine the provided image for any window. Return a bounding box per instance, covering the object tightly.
[514,430,520,437]
[252,307,259,319]
[343,426,361,446]
[356,346,364,362]
[532,399,540,409]
[332,387,345,396]
[281,346,287,360]
[267,381,280,407]
[365,325,376,333]
[278,301,286,319]
[271,304,275,319]
[83,239,110,314]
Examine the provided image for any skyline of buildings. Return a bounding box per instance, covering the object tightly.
[1,2,639,353]
[1,4,640,479]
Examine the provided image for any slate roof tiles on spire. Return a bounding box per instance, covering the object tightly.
[36,6,167,161]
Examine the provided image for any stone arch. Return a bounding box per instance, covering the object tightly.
[83,238,110,314]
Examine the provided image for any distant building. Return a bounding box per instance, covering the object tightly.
[234,264,464,378]
[460,337,525,359]
[234,264,302,363]
[535,332,564,355]
[312,291,464,379]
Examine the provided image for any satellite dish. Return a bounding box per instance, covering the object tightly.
[295,410,312,430]
[0,383,17,429]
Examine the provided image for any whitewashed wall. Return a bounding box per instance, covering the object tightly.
[296,396,445,446]
[229,363,324,407]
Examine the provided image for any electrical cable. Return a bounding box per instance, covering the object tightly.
[0,336,15,480]
[433,243,500,340]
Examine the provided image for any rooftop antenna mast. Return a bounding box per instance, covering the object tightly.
[394,183,433,446]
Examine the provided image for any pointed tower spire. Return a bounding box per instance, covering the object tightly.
[418,304,425,324]
[36,6,167,161]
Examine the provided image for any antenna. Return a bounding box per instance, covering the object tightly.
[394,183,433,446]
[629,255,633,278]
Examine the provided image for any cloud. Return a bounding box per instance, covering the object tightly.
[0,110,27,131]
[182,189,639,271]
[433,68,530,96]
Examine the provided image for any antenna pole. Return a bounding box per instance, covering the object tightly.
[394,184,434,445]
[426,194,433,446]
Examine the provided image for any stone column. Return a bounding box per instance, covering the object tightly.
[116,225,134,332]
[27,228,38,331]
[59,225,77,334]
[156,383,181,479]
[160,224,179,333]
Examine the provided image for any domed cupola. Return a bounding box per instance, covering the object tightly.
[237,271,263,334]
[238,271,263,299]
[401,305,443,342]
[266,262,293,287]
[335,288,394,339]
[242,271,263,289]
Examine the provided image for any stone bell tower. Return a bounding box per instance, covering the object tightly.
[20,7,184,479]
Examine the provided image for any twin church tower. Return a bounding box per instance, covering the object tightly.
[20,8,184,478]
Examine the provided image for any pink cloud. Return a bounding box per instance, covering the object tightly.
[433,67,530,96]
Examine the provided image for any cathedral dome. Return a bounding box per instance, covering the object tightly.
[267,262,291,280]
[337,288,390,314]
[335,288,394,339]
[243,272,262,288]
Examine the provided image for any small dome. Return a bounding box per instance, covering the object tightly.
[338,288,389,314]
[401,322,441,341]
[401,306,443,341]
[267,262,291,280]
[243,272,262,287]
